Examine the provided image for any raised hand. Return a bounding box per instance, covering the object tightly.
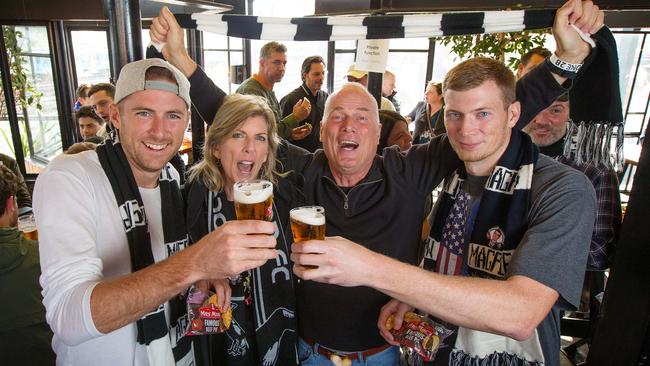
[292,97,312,121]
[290,123,312,141]
[553,0,604,64]
[150,6,197,77]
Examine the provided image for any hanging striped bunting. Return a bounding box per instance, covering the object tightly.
[189,9,555,41]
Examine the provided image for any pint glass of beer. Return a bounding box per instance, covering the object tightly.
[290,206,325,243]
[289,206,325,243]
[233,180,274,221]
[18,213,39,241]
[290,206,325,269]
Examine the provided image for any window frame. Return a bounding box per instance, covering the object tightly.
[0,21,69,177]
[331,38,434,112]
[201,33,245,94]
[612,28,650,144]
[65,22,113,93]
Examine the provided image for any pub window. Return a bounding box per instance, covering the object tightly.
[1,25,62,174]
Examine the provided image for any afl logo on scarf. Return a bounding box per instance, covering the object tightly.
[486,226,505,250]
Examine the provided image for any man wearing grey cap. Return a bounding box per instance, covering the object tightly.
[33,58,278,365]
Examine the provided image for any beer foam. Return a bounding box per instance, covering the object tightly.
[290,207,325,226]
[233,181,273,204]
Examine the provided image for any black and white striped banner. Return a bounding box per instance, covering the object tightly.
[189,9,555,41]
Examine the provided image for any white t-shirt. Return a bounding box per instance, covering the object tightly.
[33,151,184,365]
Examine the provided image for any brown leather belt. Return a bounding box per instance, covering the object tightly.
[303,338,392,361]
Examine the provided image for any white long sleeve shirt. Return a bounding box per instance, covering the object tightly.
[33,151,182,365]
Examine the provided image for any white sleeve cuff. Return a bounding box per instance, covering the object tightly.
[83,281,104,336]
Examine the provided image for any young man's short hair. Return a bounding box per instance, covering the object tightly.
[0,163,20,216]
[260,41,287,60]
[443,57,516,108]
[65,142,98,155]
[520,47,552,68]
[144,66,178,85]
[76,105,104,124]
[76,84,90,99]
[87,83,115,99]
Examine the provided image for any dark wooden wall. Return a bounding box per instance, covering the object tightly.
[0,0,244,21]
[0,0,105,21]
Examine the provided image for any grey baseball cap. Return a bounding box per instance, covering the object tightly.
[114,58,191,108]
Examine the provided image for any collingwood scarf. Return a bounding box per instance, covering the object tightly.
[97,132,193,365]
[423,130,539,365]
[206,189,298,366]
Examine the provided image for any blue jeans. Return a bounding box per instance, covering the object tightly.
[298,337,400,366]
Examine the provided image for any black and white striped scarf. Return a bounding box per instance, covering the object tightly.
[97,132,193,365]
[423,130,538,365]
[184,9,556,41]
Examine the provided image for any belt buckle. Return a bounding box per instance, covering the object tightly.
[329,354,353,366]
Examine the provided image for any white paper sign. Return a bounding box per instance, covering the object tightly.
[355,39,390,73]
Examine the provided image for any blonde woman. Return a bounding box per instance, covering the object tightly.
[185,94,302,365]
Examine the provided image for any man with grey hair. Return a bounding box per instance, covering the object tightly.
[295,58,596,366]
[34,58,278,365]
[292,1,603,364]
[237,41,312,140]
[346,63,396,111]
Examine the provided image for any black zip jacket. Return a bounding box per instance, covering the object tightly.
[279,83,328,152]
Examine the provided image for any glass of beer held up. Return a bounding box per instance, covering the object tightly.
[290,206,325,269]
[233,180,274,221]
[18,213,39,241]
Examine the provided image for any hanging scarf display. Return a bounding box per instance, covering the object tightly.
[96,131,193,365]
[566,26,626,172]
[562,120,624,171]
[187,9,557,41]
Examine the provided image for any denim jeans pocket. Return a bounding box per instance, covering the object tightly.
[297,338,314,363]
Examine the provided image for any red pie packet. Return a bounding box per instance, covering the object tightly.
[386,312,453,361]
[185,285,231,336]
